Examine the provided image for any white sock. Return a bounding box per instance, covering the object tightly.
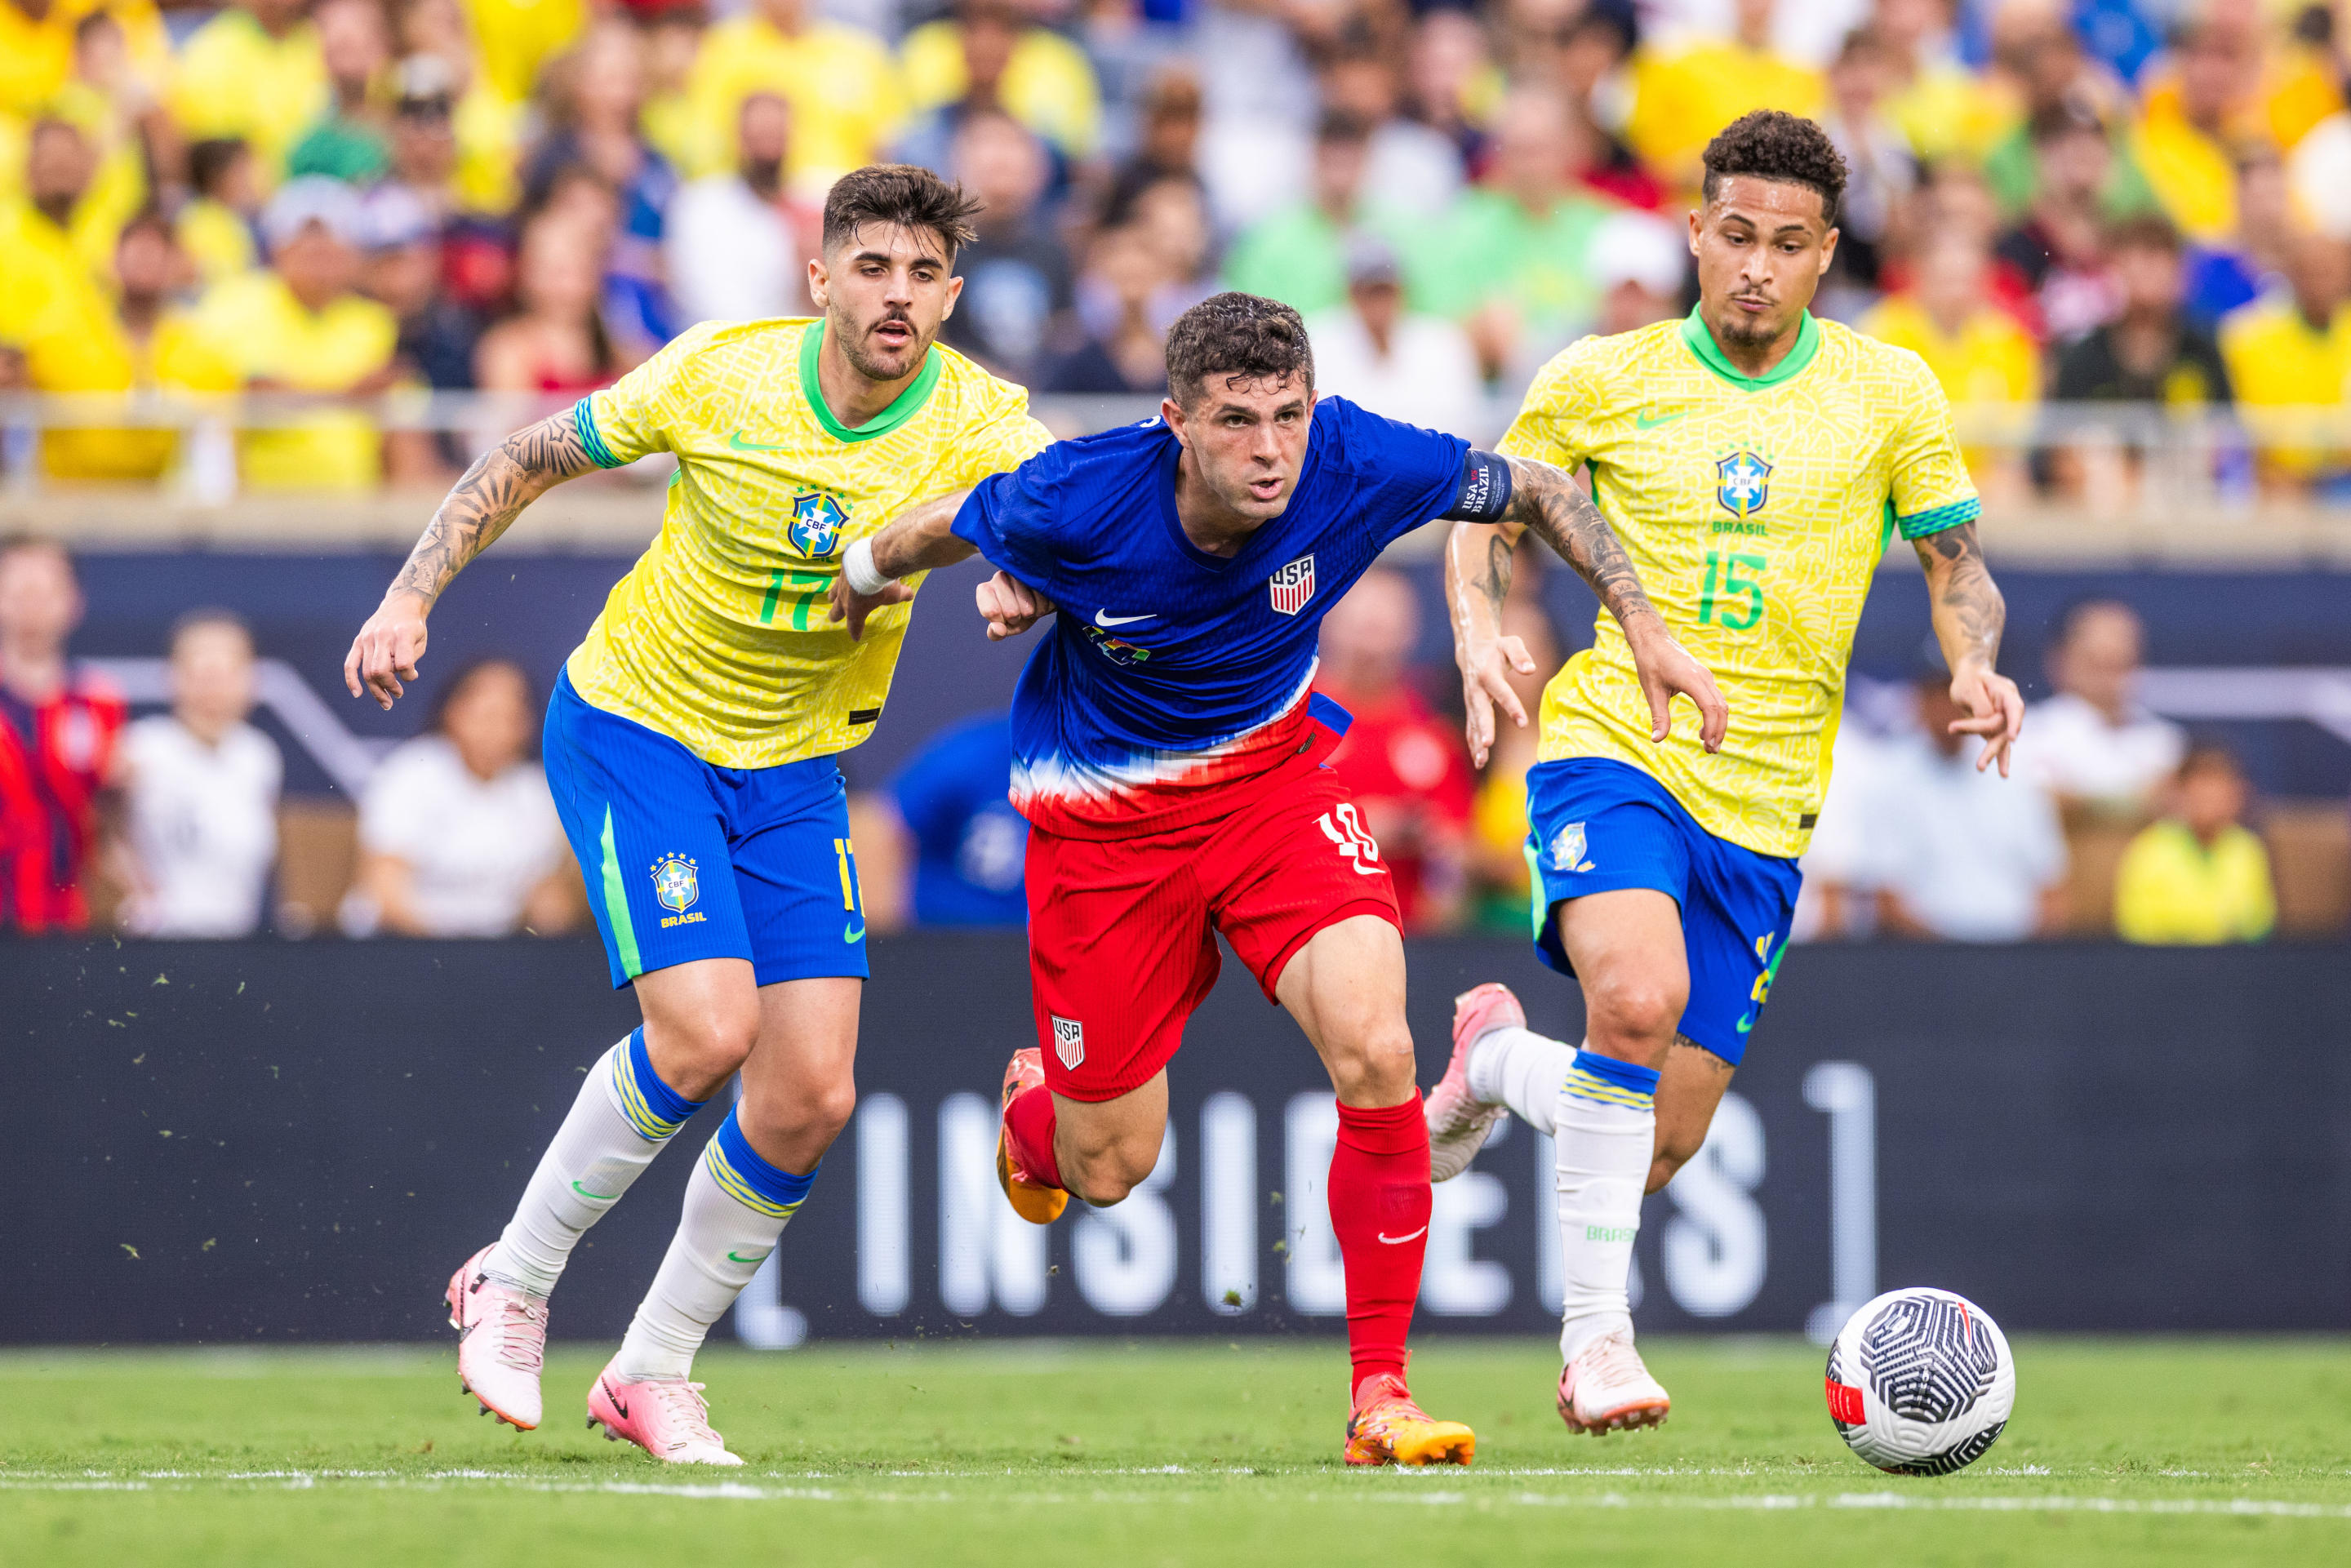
[616,1114,813,1380]
[484,1034,703,1298]
[1466,1025,1578,1136]
[1552,1051,1660,1362]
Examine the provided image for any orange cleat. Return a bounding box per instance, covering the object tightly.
[997,1047,1069,1225]
[1344,1372,1477,1467]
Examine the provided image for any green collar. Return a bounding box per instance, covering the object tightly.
[1678,305,1820,389]
[798,319,942,442]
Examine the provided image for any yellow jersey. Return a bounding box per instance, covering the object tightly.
[567,318,1051,770]
[2218,296,2351,480]
[2113,820,2275,946]
[189,271,400,491]
[682,16,905,190]
[24,295,238,481]
[1499,310,1980,860]
[168,9,327,181]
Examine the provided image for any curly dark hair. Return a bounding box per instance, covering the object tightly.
[1700,110,1848,229]
[821,163,983,259]
[1164,292,1315,408]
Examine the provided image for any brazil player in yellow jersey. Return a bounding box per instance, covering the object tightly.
[344,167,1051,1464]
[1423,111,2027,1435]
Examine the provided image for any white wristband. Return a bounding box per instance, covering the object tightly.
[842,537,891,597]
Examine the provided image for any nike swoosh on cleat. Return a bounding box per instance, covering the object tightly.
[727,1250,770,1264]
[1093,609,1155,627]
[603,1379,629,1419]
[571,1180,621,1201]
[843,921,866,943]
[1376,1226,1429,1245]
[727,430,786,452]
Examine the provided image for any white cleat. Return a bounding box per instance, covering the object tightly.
[447,1244,547,1430]
[1557,1330,1672,1435]
[1426,983,1523,1182]
[586,1360,746,1466]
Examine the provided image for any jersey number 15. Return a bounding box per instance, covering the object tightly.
[1696,549,1767,632]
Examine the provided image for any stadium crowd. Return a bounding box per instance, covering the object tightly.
[0,0,2348,495]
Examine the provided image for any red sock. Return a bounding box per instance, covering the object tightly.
[1002,1083,1064,1191]
[1327,1098,1431,1397]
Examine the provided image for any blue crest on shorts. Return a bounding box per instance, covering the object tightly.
[1549,822,1594,873]
[1715,451,1771,519]
[789,491,849,558]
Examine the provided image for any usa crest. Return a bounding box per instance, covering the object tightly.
[1715,451,1771,521]
[1268,554,1316,615]
[789,491,849,558]
[1549,822,1594,873]
[651,855,700,913]
[1052,1015,1085,1070]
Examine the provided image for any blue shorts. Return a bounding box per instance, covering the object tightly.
[544,671,869,990]
[1523,757,1802,1066]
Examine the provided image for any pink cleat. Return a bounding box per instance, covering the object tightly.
[447,1244,547,1429]
[1426,983,1525,1182]
[586,1358,745,1466]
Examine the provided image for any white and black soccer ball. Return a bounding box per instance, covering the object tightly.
[1824,1287,2015,1475]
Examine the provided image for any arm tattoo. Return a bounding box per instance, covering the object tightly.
[1915,522,2004,669]
[389,414,597,604]
[1500,455,1657,629]
[1481,532,1512,619]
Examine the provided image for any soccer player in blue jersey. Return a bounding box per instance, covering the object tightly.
[832,292,1725,1464]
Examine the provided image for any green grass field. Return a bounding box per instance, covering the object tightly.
[3,1338,2347,1566]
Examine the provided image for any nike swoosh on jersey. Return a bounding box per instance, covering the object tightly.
[571,1179,622,1201]
[1634,409,1686,429]
[727,430,787,451]
[844,921,867,943]
[1094,609,1156,627]
[1376,1226,1429,1245]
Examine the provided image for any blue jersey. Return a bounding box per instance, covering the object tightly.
[890,712,1029,926]
[949,396,1505,837]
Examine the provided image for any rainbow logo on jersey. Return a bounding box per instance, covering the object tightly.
[1268,554,1317,615]
[789,491,849,558]
[1715,452,1772,521]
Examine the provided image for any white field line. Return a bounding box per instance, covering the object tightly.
[1,1471,2349,1518]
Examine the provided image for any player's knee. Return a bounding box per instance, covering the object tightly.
[1063,1137,1159,1207]
[646,1013,759,1099]
[1584,975,1683,1054]
[1329,1023,1417,1104]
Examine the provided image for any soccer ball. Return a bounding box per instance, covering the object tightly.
[1824,1287,2015,1475]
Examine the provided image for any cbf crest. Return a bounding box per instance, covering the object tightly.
[1715,451,1772,522]
[651,854,705,927]
[789,490,850,558]
[1549,821,1594,873]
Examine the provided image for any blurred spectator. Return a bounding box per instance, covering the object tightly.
[168,0,326,184]
[344,658,575,938]
[1980,15,2149,222]
[686,0,905,195]
[380,52,465,224]
[1625,0,1823,196]
[939,109,1073,384]
[1317,26,1461,219]
[1861,236,2038,492]
[2051,215,2232,416]
[2182,149,2290,326]
[1120,60,1202,186]
[0,536,124,935]
[1553,8,1660,213]
[1223,110,1413,319]
[1863,669,2066,942]
[2287,95,2351,242]
[1306,236,1481,438]
[2113,744,2275,946]
[1466,583,1558,934]
[883,708,1029,928]
[466,0,584,108]
[1790,711,1893,942]
[362,184,478,393]
[1404,7,1498,172]
[1993,98,2128,344]
[665,92,816,327]
[1042,218,1167,393]
[1586,207,1687,337]
[1819,26,1917,307]
[0,118,112,345]
[2131,12,2277,246]
[177,136,260,287]
[1,0,168,127]
[1422,87,1617,383]
[115,611,281,938]
[393,1,525,217]
[2219,227,2351,495]
[1876,0,2009,168]
[2015,598,2184,820]
[22,210,238,484]
[527,19,680,346]
[190,175,425,491]
[286,0,392,184]
[475,207,645,395]
[901,0,1101,162]
[1315,568,1473,931]
[637,6,705,177]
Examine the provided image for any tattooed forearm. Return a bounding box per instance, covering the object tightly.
[387,413,597,604]
[1915,522,2004,670]
[1501,455,1657,630]
[1481,533,1511,618]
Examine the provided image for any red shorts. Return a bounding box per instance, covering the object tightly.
[1024,766,1402,1102]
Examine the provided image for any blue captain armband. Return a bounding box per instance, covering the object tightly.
[1440,448,1514,522]
[571,397,624,469]
[1894,496,1980,540]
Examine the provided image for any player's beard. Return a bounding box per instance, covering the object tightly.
[837,309,931,384]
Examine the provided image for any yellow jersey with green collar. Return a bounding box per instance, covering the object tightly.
[564,318,1051,768]
[1499,309,1978,860]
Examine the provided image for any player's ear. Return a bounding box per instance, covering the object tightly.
[1817,224,1840,277]
[1160,394,1189,446]
[940,270,964,319]
[807,255,829,310]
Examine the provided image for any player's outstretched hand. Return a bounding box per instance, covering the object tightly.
[344,590,430,711]
[977,571,1054,641]
[1458,633,1538,768]
[1624,615,1729,753]
[1949,662,2026,776]
[828,575,913,642]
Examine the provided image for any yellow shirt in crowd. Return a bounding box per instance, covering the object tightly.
[899,20,1100,158]
[0,0,170,124]
[175,195,256,287]
[684,15,904,192]
[22,290,239,481]
[1860,294,2040,478]
[2219,296,2351,480]
[1625,41,1824,194]
[189,271,398,491]
[1500,310,1979,860]
[0,195,107,346]
[459,0,584,106]
[169,7,326,184]
[2113,820,2276,945]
